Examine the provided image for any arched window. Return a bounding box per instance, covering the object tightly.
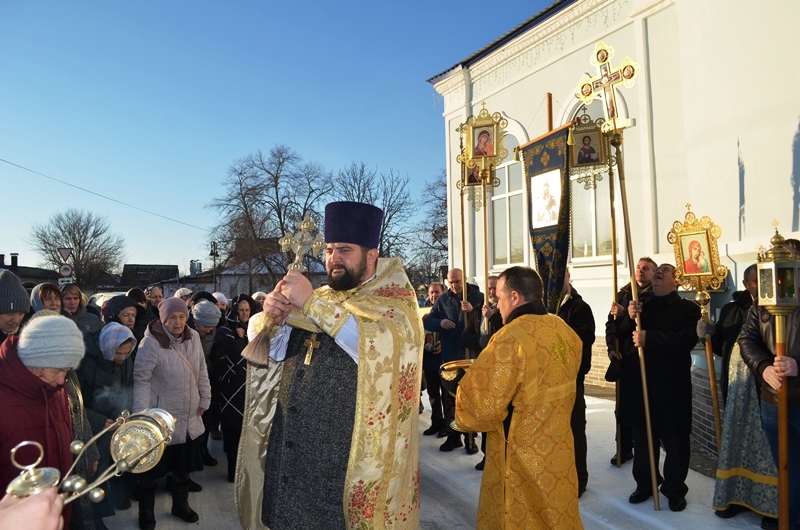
[490,134,526,266]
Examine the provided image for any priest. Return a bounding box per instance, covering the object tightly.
[235,201,424,530]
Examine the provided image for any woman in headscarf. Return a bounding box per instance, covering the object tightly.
[210,294,259,482]
[76,321,136,528]
[133,298,210,530]
[29,283,63,314]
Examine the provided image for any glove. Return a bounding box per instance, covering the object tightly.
[696,319,715,339]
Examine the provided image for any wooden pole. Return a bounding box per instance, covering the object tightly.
[775,314,789,530]
[607,151,624,468]
[611,132,660,511]
[547,93,553,132]
[697,286,722,451]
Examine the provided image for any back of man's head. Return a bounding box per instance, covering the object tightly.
[499,266,543,303]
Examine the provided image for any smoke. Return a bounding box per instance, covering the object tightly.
[91,382,133,418]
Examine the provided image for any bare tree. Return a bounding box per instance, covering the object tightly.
[333,163,418,258]
[406,168,449,286]
[209,146,333,288]
[28,209,126,287]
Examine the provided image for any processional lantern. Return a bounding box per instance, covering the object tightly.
[755,223,799,530]
[757,225,800,311]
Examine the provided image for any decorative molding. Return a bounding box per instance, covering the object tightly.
[471,0,632,98]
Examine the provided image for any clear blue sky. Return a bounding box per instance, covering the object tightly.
[1,1,551,275]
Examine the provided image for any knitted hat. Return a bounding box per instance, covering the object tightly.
[191,300,221,327]
[158,297,188,323]
[99,322,135,362]
[0,270,31,315]
[324,201,384,249]
[17,315,85,369]
[212,292,227,305]
[173,288,192,299]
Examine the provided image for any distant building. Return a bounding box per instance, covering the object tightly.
[0,253,59,288]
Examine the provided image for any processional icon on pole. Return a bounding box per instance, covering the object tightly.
[571,40,665,509]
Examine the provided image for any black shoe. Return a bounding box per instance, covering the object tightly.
[761,516,778,530]
[171,481,199,523]
[610,452,634,465]
[423,423,441,436]
[628,488,652,504]
[465,444,479,455]
[668,497,686,512]
[200,447,218,467]
[138,484,157,530]
[209,429,222,440]
[188,478,202,492]
[715,505,748,518]
[475,458,485,470]
[439,435,463,452]
[578,484,586,498]
[437,429,448,438]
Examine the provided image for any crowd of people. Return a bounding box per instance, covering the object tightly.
[0,269,259,530]
[0,214,798,530]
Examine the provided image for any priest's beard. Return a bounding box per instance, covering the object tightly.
[327,253,368,291]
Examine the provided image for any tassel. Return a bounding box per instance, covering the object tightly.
[567,125,574,146]
[514,148,520,162]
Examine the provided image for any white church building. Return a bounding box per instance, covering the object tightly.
[428,0,800,454]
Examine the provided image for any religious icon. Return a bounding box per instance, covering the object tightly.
[530,169,560,229]
[596,48,608,63]
[573,132,604,166]
[472,126,494,157]
[462,164,485,187]
[679,233,712,276]
[622,65,635,79]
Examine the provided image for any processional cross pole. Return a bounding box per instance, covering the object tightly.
[240,216,325,366]
[574,40,662,510]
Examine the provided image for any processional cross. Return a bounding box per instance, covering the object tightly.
[575,41,639,132]
[242,216,325,366]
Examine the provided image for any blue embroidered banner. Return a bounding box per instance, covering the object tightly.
[519,125,571,313]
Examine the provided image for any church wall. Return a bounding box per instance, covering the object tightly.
[434,0,800,455]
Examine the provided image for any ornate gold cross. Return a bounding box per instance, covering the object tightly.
[575,41,640,132]
[278,217,325,272]
[303,333,319,365]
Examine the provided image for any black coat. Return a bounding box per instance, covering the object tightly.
[557,286,596,376]
[424,284,484,363]
[614,291,700,432]
[711,290,752,400]
[210,324,248,430]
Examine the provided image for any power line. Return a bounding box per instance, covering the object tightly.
[0,158,209,232]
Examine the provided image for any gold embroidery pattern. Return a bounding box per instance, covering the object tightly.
[455,314,584,529]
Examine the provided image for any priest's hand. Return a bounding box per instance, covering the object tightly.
[632,330,646,348]
[262,281,292,324]
[280,269,314,310]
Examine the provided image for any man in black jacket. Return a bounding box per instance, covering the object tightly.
[615,263,700,512]
[707,264,757,402]
[425,268,484,452]
[606,257,656,465]
[739,288,800,528]
[557,269,595,497]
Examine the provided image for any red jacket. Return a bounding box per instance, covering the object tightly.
[0,335,74,524]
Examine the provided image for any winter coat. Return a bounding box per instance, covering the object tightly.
[0,336,74,525]
[557,285,596,376]
[614,291,700,432]
[739,305,800,408]
[424,284,484,363]
[209,325,247,430]
[76,341,134,436]
[133,320,211,444]
[68,303,104,361]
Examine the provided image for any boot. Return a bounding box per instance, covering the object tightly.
[171,480,199,523]
[138,483,157,530]
[200,446,218,467]
[227,457,236,483]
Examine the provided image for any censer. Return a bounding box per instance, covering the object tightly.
[6,408,175,504]
[440,359,475,433]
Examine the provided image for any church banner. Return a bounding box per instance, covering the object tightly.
[519,124,571,313]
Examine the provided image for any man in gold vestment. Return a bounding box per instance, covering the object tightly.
[455,266,583,529]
